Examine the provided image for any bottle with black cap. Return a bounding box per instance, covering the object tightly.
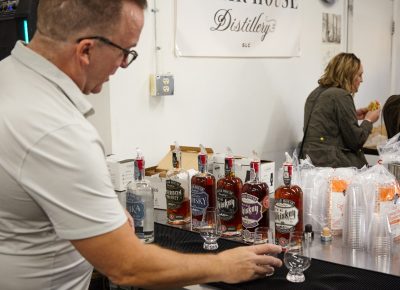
[304,224,314,243]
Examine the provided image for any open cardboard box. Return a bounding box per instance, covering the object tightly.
[145,145,275,209]
[145,145,213,209]
[211,153,275,196]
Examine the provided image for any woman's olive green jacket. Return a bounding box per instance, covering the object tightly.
[302,86,372,169]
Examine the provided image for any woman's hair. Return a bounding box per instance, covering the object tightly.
[36,0,148,41]
[318,52,361,93]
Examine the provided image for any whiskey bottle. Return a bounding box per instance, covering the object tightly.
[216,147,243,236]
[126,148,154,243]
[241,151,269,243]
[191,144,216,231]
[274,152,303,248]
[165,142,191,225]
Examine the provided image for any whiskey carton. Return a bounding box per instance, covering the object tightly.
[106,154,135,191]
[145,145,213,209]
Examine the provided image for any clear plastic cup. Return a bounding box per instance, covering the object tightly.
[342,183,367,250]
[368,213,392,257]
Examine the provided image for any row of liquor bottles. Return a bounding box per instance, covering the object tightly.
[124,145,303,248]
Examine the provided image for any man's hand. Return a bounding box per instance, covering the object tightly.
[124,209,134,232]
[216,243,282,283]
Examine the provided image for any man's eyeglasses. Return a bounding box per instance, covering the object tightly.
[76,36,138,67]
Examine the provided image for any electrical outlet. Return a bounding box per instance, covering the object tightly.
[150,74,174,96]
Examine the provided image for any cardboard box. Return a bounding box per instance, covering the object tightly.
[146,146,275,209]
[237,157,275,192]
[106,154,135,191]
[145,145,213,209]
[145,173,167,210]
[155,145,214,175]
[210,154,275,192]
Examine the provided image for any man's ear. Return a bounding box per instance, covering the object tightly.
[76,40,94,66]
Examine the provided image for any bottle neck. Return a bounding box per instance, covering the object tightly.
[134,159,145,181]
[250,161,260,182]
[283,163,292,186]
[198,154,207,173]
[224,157,235,177]
[172,152,182,170]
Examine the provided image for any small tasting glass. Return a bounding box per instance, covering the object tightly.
[253,227,275,276]
[198,208,222,250]
[284,231,312,283]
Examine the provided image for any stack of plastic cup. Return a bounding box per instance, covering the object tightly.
[342,183,367,250]
[368,213,392,272]
[369,213,392,255]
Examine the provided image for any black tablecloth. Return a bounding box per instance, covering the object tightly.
[154,222,400,290]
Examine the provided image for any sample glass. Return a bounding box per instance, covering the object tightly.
[198,208,222,250]
[284,231,311,283]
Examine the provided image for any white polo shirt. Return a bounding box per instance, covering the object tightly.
[0,42,127,290]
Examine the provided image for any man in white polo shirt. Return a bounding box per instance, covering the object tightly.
[0,1,282,289]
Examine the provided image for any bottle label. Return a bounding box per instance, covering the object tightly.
[274,198,299,233]
[191,184,209,216]
[217,189,238,221]
[127,192,145,238]
[241,193,263,229]
[166,179,184,209]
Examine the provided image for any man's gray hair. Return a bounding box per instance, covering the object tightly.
[36,0,147,41]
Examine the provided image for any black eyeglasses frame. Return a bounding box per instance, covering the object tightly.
[76,36,138,66]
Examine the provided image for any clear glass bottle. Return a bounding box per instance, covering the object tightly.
[241,151,270,243]
[216,147,243,237]
[191,144,216,231]
[274,152,303,248]
[126,148,154,243]
[165,142,191,224]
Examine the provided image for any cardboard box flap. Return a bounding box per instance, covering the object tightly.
[156,145,213,172]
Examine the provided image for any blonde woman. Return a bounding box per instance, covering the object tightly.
[300,53,380,168]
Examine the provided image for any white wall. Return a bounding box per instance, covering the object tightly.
[86,0,398,168]
[349,0,393,110]
[105,0,347,167]
[392,0,400,94]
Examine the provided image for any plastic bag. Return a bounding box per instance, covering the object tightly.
[350,164,400,243]
[377,132,400,164]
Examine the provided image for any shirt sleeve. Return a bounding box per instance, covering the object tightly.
[335,94,373,151]
[19,123,127,240]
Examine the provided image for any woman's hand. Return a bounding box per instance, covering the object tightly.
[364,108,381,123]
[356,107,369,120]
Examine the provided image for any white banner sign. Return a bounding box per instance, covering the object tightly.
[175,0,301,57]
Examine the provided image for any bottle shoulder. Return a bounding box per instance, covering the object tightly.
[274,184,303,196]
[127,180,153,191]
[192,172,215,180]
[242,181,269,193]
[166,169,189,179]
[217,176,243,187]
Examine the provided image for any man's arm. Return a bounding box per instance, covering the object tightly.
[71,222,282,289]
